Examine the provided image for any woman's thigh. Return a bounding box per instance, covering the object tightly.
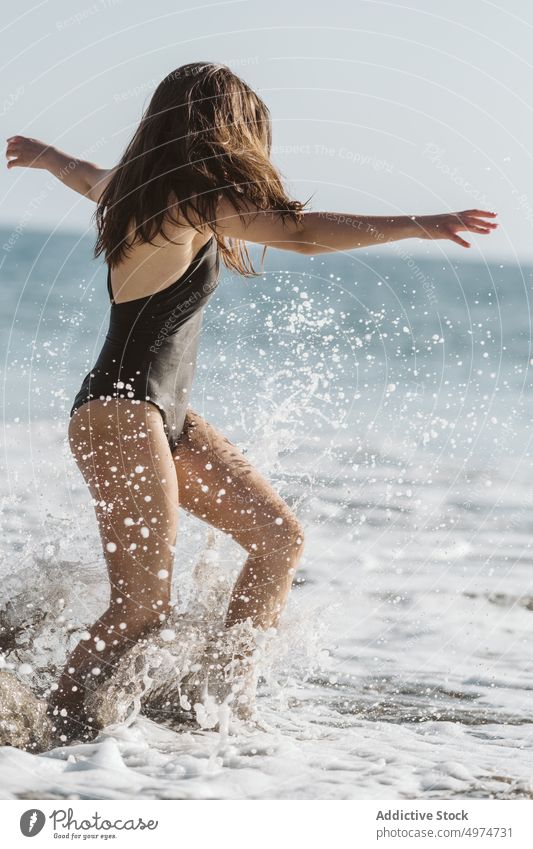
[171,409,303,555]
[68,399,179,613]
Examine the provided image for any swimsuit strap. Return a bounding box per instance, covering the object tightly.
[106,265,114,304]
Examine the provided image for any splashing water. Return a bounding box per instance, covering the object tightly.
[0,519,332,752]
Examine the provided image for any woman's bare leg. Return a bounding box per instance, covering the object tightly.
[52,404,302,737]
[172,410,305,629]
[50,400,179,738]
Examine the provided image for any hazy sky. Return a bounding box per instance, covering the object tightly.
[2,0,532,262]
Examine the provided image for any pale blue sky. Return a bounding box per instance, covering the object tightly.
[2,0,532,261]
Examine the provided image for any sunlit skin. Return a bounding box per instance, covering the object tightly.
[5,133,497,740]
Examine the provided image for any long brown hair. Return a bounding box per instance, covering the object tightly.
[94,62,306,273]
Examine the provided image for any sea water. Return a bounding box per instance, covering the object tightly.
[0,228,532,799]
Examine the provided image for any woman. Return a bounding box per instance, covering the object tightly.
[6,62,497,742]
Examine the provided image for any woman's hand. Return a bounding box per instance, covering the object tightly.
[6,135,52,170]
[416,209,498,248]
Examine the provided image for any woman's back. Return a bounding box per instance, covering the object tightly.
[108,216,213,305]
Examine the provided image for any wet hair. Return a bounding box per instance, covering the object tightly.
[94,62,306,273]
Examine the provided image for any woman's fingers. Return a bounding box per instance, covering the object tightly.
[466,209,497,218]
[459,209,498,220]
[449,232,471,248]
[6,141,22,161]
[465,215,498,226]
[6,145,24,167]
[466,225,492,234]
[466,219,498,229]
[445,210,498,245]
[457,213,498,233]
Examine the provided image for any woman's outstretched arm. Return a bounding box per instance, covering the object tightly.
[214,197,498,252]
[5,135,114,202]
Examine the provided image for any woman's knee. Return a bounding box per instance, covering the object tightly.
[276,511,305,558]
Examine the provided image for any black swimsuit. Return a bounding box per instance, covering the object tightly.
[70,237,220,452]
